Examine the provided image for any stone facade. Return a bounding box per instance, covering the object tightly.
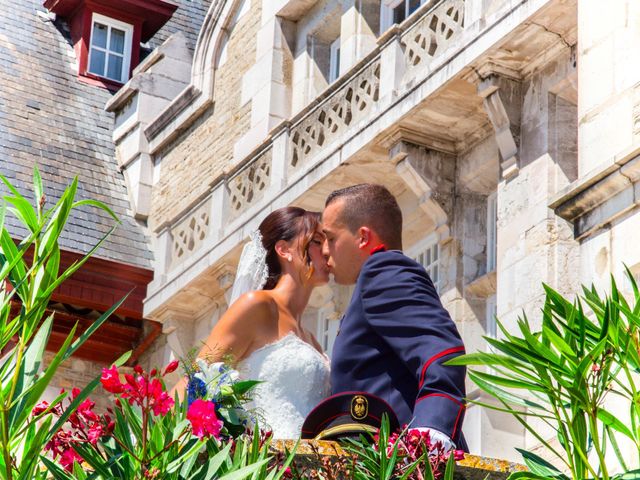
[107,0,640,467]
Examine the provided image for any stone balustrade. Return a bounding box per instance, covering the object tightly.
[158,0,469,276]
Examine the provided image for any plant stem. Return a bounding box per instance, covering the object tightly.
[589,410,609,480]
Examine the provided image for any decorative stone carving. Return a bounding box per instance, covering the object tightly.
[290,60,381,167]
[390,139,455,240]
[228,149,273,217]
[401,0,465,72]
[170,200,211,266]
[476,74,522,180]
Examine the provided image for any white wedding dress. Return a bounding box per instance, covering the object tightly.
[237,332,331,439]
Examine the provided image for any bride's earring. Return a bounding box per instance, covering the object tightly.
[287,255,292,263]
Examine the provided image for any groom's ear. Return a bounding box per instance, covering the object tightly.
[357,227,371,250]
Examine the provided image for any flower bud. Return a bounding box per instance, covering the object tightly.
[163,360,180,376]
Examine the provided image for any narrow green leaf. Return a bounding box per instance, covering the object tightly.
[72,199,119,223]
[597,408,636,440]
[515,449,567,478]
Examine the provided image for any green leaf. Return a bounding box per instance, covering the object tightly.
[72,199,119,223]
[597,408,636,440]
[217,457,269,480]
[515,449,567,479]
[39,456,75,480]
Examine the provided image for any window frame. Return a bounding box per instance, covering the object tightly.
[87,13,133,84]
[380,0,425,32]
[486,192,498,273]
[329,37,341,83]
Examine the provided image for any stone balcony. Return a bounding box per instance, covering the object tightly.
[137,0,576,320]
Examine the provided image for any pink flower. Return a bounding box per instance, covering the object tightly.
[149,378,174,416]
[32,401,50,416]
[187,399,223,440]
[101,365,124,394]
[59,447,83,472]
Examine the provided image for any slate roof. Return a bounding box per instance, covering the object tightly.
[148,0,212,52]
[0,0,209,269]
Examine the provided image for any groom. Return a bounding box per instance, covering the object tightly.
[321,184,468,450]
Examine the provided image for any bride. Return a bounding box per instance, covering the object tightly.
[184,206,331,439]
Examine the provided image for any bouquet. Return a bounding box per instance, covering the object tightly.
[185,356,260,438]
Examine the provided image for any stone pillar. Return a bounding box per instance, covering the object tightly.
[339,0,380,72]
[235,4,295,160]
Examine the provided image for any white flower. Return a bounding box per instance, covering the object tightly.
[193,358,240,399]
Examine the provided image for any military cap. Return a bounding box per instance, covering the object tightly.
[301,391,400,440]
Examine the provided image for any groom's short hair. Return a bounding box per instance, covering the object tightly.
[325,184,403,249]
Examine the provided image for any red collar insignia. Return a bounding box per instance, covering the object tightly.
[370,244,387,255]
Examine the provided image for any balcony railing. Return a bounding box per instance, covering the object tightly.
[158,0,469,277]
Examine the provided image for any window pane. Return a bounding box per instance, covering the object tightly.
[92,22,108,49]
[110,28,125,54]
[425,248,431,266]
[393,4,405,24]
[433,245,438,261]
[409,0,421,15]
[107,54,123,81]
[89,48,105,76]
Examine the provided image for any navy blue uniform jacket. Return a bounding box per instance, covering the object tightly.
[331,250,467,449]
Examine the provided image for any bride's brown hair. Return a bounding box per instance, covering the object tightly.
[259,206,321,290]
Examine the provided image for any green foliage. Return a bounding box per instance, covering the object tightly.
[0,167,126,480]
[341,415,456,480]
[449,271,640,480]
[43,421,296,480]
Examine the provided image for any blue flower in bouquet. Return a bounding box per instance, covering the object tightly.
[187,376,208,406]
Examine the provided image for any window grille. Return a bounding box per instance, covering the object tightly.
[414,239,440,292]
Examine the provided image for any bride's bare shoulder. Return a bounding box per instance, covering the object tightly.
[226,290,278,324]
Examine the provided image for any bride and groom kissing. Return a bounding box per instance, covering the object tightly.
[184,183,467,451]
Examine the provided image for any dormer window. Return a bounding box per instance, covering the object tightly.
[44,0,177,88]
[88,14,133,83]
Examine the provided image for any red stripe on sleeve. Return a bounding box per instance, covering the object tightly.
[418,346,465,390]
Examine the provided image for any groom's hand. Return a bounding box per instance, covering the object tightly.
[412,427,456,453]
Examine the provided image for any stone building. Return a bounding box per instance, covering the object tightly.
[7,0,640,465]
[104,0,586,461]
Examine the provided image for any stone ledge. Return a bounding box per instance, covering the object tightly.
[549,143,640,239]
[272,440,526,479]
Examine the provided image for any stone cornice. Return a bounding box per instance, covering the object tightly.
[550,143,640,239]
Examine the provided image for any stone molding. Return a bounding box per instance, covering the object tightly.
[550,143,640,240]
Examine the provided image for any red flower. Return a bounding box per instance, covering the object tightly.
[101,365,124,394]
[163,359,180,376]
[32,400,50,416]
[149,378,174,416]
[187,400,222,440]
[59,447,83,472]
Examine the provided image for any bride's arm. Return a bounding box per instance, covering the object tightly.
[171,291,276,400]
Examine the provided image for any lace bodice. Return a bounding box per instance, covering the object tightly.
[237,332,331,439]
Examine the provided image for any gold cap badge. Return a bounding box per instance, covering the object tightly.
[350,395,368,420]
